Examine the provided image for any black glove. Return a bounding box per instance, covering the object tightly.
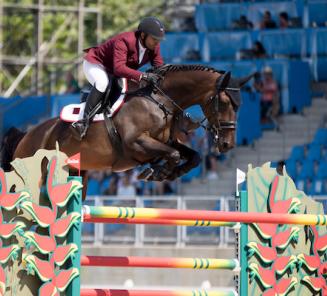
[140,72,162,85]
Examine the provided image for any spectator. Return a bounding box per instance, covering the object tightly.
[260,11,277,29]
[232,15,253,30]
[252,41,267,59]
[256,66,280,124]
[279,12,289,29]
[117,171,136,196]
[239,41,266,60]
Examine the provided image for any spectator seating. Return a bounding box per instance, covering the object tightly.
[236,91,261,145]
[86,178,101,196]
[289,145,305,162]
[258,29,306,58]
[195,3,242,32]
[202,31,252,60]
[312,128,327,145]
[307,0,327,27]
[160,33,202,63]
[195,1,298,32]
[285,128,327,195]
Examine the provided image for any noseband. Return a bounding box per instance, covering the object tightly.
[205,76,239,145]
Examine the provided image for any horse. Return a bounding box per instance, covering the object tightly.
[1,64,252,198]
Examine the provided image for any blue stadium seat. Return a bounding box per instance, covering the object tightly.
[100,177,111,194]
[315,29,327,56]
[285,159,298,179]
[298,160,315,179]
[236,91,261,145]
[306,144,322,161]
[308,1,327,27]
[314,57,327,81]
[289,145,305,162]
[195,3,242,31]
[160,33,202,63]
[203,31,252,60]
[259,29,306,58]
[86,179,101,195]
[316,161,327,179]
[312,128,327,145]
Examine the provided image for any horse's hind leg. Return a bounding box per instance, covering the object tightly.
[130,134,181,181]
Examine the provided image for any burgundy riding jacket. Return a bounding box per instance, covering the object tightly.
[84,31,164,82]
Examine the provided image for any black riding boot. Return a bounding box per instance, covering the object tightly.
[72,86,104,139]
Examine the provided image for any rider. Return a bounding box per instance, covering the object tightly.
[72,16,165,139]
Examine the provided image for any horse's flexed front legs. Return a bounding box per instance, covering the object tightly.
[166,142,201,181]
[129,134,181,181]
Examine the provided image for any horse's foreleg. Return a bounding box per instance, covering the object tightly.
[166,142,201,181]
[130,135,181,181]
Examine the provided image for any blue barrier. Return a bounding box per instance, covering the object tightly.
[308,0,327,27]
[160,33,203,63]
[258,29,306,58]
[202,31,252,60]
[237,91,261,145]
[195,1,298,32]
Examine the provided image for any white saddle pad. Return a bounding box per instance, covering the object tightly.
[60,78,127,122]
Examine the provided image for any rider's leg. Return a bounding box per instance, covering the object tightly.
[72,60,109,139]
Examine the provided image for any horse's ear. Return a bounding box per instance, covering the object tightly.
[218,71,231,89]
[237,73,255,87]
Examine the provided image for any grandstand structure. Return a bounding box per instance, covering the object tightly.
[1,1,327,198]
[0,0,326,293]
[0,1,102,96]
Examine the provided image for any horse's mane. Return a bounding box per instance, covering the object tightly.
[149,64,225,77]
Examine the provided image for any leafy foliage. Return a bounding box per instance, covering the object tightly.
[1,0,167,94]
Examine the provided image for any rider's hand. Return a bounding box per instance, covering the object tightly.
[140,72,162,85]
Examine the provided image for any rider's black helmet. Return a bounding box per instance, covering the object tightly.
[138,17,165,41]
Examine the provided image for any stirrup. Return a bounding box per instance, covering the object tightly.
[71,120,89,139]
[105,107,113,118]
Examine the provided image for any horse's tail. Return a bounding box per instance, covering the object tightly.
[1,127,26,171]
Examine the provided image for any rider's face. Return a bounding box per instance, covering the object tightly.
[141,33,160,50]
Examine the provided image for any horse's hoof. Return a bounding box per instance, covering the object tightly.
[137,168,154,180]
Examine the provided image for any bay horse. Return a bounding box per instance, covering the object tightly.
[1,64,252,198]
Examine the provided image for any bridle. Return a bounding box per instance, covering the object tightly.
[140,71,240,146]
[203,74,239,145]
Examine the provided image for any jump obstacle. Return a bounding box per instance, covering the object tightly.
[0,149,326,295]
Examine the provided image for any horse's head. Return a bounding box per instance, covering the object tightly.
[202,71,253,153]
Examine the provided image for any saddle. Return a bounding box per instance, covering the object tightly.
[81,76,127,116]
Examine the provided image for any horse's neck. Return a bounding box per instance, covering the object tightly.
[162,71,219,110]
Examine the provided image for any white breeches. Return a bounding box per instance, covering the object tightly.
[83,59,110,93]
